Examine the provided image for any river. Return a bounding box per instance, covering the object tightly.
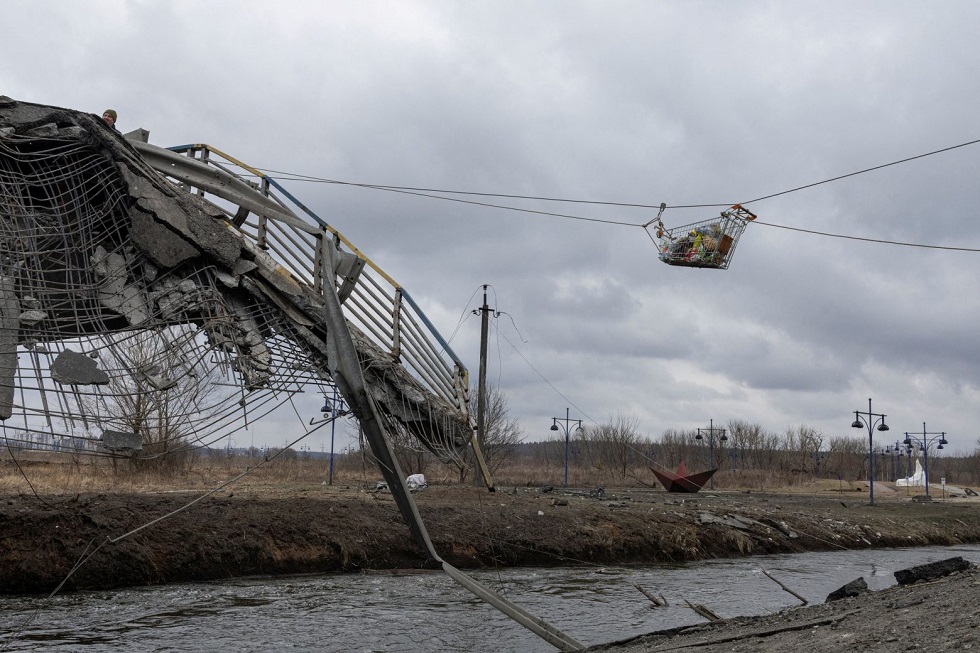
[2,543,979,652]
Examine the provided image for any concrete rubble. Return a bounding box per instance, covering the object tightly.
[0,96,470,454]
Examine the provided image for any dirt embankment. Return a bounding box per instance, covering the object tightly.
[1,482,978,595]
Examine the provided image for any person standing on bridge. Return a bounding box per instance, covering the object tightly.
[102,109,118,130]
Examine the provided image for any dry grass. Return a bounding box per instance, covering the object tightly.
[0,449,942,500]
[0,450,378,497]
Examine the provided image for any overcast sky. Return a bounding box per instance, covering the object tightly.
[5,1,979,456]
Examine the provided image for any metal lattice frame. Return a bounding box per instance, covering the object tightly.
[0,128,331,453]
[0,101,472,467]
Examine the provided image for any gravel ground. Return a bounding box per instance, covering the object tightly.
[587,563,980,652]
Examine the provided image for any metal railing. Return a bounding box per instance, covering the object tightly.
[130,140,470,418]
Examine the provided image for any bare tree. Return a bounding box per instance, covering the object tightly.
[656,428,699,470]
[459,383,524,482]
[386,421,434,477]
[826,435,866,482]
[726,420,759,470]
[784,425,824,479]
[81,326,228,473]
[585,413,644,480]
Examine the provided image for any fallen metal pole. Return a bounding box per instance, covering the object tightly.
[760,568,808,606]
[443,562,583,652]
[319,262,582,652]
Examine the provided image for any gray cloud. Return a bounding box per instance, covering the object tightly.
[3,0,978,453]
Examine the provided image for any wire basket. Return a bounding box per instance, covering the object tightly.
[658,204,756,269]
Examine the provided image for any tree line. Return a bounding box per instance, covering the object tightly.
[383,400,980,490]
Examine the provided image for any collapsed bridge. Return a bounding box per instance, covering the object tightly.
[0,93,496,539]
[0,98,582,651]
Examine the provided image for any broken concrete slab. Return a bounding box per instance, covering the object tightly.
[91,247,151,325]
[129,209,201,268]
[826,577,868,602]
[0,275,18,419]
[50,349,109,385]
[761,517,799,538]
[18,309,46,326]
[101,429,143,452]
[895,557,972,586]
[697,511,765,530]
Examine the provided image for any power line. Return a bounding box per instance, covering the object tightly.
[262,169,726,211]
[753,220,980,252]
[495,329,596,428]
[741,137,980,205]
[258,137,980,250]
[265,174,643,226]
[265,136,980,214]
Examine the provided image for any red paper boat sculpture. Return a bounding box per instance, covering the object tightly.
[651,461,718,493]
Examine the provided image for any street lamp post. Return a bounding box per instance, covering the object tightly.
[695,419,727,490]
[320,386,348,485]
[885,440,906,482]
[885,443,895,481]
[903,422,948,498]
[851,398,889,505]
[550,408,583,488]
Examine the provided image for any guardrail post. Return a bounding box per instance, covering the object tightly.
[392,289,403,359]
[313,229,326,292]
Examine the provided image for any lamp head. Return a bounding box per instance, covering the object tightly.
[851,418,863,429]
[903,435,911,446]
[877,421,889,432]
[550,423,559,431]
[695,432,703,440]
[720,433,728,442]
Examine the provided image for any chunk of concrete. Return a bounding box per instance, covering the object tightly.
[101,430,142,452]
[18,310,46,326]
[697,510,763,530]
[895,557,971,586]
[50,349,109,385]
[0,276,18,419]
[129,210,200,268]
[91,246,150,325]
[826,577,868,602]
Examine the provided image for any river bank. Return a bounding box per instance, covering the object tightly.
[1,479,978,594]
[588,561,980,652]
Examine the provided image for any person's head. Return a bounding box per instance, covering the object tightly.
[102,109,117,127]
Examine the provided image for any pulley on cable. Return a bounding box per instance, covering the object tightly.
[646,203,757,270]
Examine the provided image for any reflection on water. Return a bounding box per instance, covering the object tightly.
[2,544,978,652]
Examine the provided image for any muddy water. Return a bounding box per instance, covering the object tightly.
[2,544,979,652]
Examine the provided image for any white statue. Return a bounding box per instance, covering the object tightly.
[896,459,926,487]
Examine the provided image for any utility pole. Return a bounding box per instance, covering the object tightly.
[471,285,495,490]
